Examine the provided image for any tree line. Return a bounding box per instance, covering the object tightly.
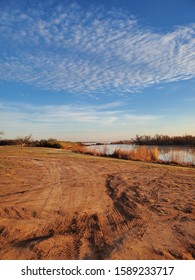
[0,131,63,149]
[131,134,195,146]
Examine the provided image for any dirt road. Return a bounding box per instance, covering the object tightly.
[0,147,195,259]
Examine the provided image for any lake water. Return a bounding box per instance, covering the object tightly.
[86,144,195,164]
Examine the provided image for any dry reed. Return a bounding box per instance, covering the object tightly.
[71,144,195,166]
[112,146,159,161]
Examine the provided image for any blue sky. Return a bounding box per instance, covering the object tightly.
[0,0,195,141]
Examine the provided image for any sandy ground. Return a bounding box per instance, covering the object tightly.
[0,146,195,260]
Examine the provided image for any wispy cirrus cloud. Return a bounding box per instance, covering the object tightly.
[0,101,161,139]
[0,2,195,95]
[0,101,157,124]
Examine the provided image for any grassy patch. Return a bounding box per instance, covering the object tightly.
[59,141,82,150]
[112,146,159,161]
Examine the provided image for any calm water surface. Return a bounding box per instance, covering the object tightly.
[87,144,195,164]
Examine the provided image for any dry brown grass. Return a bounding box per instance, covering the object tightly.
[113,146,159,162]
[71,145,87,153]
[72,144,194,167]
[72,145,103,156]
[73,145,159,162]
[59,141,82,150]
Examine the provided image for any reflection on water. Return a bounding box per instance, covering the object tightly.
[157,146,195,164]
[87,144,195,164]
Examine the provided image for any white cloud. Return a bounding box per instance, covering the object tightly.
[0,101,161,138]
[2,100,194,140]
[0,2,195,95]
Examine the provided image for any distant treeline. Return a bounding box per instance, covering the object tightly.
[111,140,132,145]
[0,138,63,149]
[0,139,20,146]
[131,134,195,146]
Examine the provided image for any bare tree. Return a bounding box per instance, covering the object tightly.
[17,134,33,149]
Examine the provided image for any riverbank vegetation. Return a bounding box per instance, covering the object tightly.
[72,145,159,161]
[131,134,195,146]
[111,134,195,146]
[112,146,159,161]
[72,144,194,167]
